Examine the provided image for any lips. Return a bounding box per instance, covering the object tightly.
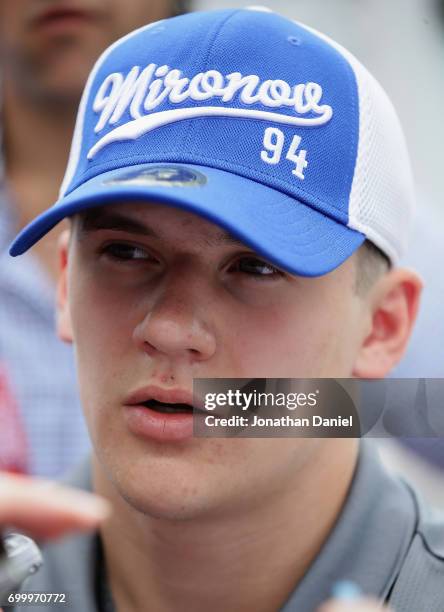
[125,386,200,409]
[123,386,207,442]
[30,4,99,32]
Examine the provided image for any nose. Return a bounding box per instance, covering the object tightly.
[132,268,217,362]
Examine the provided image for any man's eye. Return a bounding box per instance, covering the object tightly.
[101,243,151,261]
[233,257,282,278]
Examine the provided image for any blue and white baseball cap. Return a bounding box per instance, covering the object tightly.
[10,7,414,276]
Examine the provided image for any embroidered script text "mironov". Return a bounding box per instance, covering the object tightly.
[87,64,333,159]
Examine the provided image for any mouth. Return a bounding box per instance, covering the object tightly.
[124,386,203,442]
[141,399,197,414]
[30,5,98,32]
[125,386,207,414]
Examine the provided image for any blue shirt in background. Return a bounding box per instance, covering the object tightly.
[0,178,90,477]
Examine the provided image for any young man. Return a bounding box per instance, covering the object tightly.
[6,7,443,612]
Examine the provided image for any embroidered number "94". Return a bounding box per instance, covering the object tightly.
[261,127,308,180]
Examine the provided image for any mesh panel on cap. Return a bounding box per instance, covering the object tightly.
[298,22,415,264]
[343,53,415,263]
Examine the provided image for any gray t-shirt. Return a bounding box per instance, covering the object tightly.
[8,440,444,611]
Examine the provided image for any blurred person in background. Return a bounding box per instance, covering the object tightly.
[0,0,190,477]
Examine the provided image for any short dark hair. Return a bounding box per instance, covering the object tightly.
[355,239,390,294]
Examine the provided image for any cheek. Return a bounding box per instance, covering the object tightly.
[224,310,318,376]
[69,258,141,353]
[224,293,361,378]
[312,295,364,375]
[68,266,137,432]
[0,12,21,50]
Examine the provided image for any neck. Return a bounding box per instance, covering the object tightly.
[2,77,77,280]
[94,439,358,612]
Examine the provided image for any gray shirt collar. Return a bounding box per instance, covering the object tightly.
[281,440,416,610]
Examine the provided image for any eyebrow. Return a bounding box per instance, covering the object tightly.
[77,209,247,247]
[79,210,158,237]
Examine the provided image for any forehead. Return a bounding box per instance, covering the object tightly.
[74,201,248,248]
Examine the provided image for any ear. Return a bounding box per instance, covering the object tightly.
[352,267,422,378]
[56,229,74,344]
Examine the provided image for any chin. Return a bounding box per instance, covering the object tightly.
[115,473,210,522]
[120,489,206,522]
[99,451,215,522]
[30,52,100,105]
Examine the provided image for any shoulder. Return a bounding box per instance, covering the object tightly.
[388,480,444,610]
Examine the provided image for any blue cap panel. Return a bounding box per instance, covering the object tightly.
[65,9,359,224]
[184,11,359,221]
[65,11,236,193]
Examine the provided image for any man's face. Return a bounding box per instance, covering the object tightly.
[0,0,174,104]
[62,201,368,520]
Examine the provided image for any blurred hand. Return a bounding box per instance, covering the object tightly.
[0,471,110,611]
[0,472,110,539]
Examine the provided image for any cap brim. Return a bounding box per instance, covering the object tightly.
[9,163,365,277]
